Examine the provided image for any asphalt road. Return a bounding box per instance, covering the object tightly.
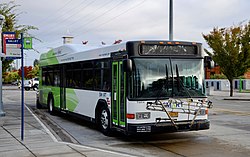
[3,87,250,157]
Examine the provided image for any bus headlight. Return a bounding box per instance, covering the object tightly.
[136,112,151,119]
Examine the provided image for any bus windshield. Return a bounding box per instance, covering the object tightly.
[129,58,205,99]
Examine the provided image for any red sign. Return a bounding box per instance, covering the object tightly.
[2,32,16,55]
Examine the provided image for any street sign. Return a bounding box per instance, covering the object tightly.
[23,37,32,49]
[6,39,21,44]
[2,32,15,55]
[5,38,21,57]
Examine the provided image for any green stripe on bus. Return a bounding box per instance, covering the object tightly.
[112,62,118,124]
[118,62,121,126]
[51,87,60,108]
[40,49,59,66]
[66,89,79,112]
[120,71,126,126]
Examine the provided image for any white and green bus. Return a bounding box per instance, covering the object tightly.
[37,40,212,135]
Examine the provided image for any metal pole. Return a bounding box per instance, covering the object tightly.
[169,0,173,41]
[0,14,5,117]
[21,33,24,141]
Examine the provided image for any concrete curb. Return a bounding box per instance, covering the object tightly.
[224,98,250,101]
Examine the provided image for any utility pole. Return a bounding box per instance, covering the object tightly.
[0,14,6,117]
[169,0,173,41]
[21,33,24,141]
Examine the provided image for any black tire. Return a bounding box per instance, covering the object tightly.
[48,95,55,115]
[98,106,112,136]
[36,99,42,109]
[25,87,30,91]
[33,84,38,91]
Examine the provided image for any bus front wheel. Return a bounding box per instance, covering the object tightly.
[98,106,112,136]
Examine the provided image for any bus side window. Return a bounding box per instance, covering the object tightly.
[103,81,110,91]
[42,67,46,85]
[83,70,94,89]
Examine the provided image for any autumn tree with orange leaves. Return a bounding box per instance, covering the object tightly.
[18,66,33,79]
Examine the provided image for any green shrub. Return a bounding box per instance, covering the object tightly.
[210,74,227,79]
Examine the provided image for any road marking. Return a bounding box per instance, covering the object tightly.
[213,108,250,116]
[25,105,138,157]
[59,141,139,157]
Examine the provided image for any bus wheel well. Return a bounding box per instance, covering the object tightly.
[95,99,108,124]
[95,99,113,136]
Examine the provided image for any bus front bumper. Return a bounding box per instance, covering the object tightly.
[127,119,210,134]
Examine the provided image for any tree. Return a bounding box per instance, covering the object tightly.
[203,22,250,96]
[29,65,39,78]
[3,70,20,84]
[0,1,38,72]
[18,66,38,79]
[18,66,33,79]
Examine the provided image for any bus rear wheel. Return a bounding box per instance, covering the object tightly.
[36,99,42,109]
[98,106,112,136]
[48,96,55,115]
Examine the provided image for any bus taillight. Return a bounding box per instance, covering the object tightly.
[127,114,135,119]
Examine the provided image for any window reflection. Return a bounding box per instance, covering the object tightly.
[129,58,205,99]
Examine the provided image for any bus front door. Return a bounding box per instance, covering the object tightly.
[112,61,126,129]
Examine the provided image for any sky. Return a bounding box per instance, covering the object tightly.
[1,0,250,66]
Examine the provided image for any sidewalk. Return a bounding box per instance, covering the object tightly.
[208,90,250,101]
[0,89,135,157]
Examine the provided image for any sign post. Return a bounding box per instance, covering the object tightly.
[20,33,24,141]
[1,31,32,140]
[0,15,6,118]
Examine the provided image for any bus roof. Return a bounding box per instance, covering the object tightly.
[39,43,126,66]
[39,40,202,66]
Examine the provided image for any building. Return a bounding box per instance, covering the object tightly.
[204,61,250,79]
[205,65,221,79]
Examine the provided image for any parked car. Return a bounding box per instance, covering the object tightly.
[11,80,20,86]
[22,78,39,91]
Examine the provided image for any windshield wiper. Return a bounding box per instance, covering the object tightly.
[169,59,174,97]
[176,64,180,92]
[175,64,192,98]
[153,64,171,99]
[165,64,169,92]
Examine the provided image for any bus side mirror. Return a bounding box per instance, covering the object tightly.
[210,60,215,69]
[123,59,132,72]
[204,56,214,69]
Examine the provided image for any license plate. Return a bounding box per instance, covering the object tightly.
[169,112,178,117]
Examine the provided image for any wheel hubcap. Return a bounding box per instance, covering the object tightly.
[49,101,53,112]
[101,109,108,129]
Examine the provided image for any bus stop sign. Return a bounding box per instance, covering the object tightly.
[23,37,32,49]
[5,39,21,58]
